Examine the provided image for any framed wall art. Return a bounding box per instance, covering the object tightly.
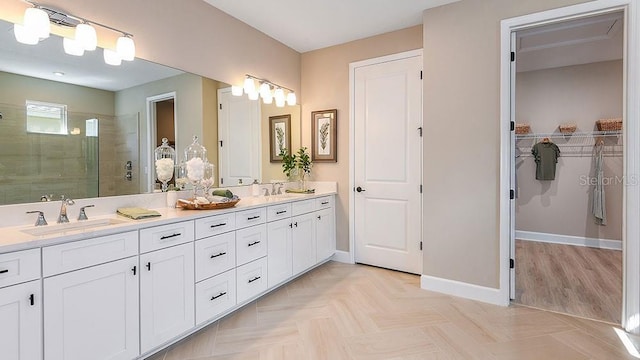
[311,109,337,162]
[269,114,291,162]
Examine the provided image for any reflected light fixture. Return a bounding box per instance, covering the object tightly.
[13,1,135,66]
[239,74,297,106]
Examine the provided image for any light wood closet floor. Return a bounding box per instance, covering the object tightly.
[514,240,622,324]
[145,261,634,360]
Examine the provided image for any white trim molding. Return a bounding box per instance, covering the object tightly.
[516,231,622,251]
[331,250,353,264]
[421,275,508,307]
[500,0,640,334]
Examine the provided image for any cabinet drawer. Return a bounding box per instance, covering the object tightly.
[267,203,291,222]
[195,232,236,282]
[0,248,40,289]
[291,199,315,216]
[235,207,266,229]
[43,231,138,277]
[236,224,267,266]
[236,257,267,304]
[315,196,333,210]
[195,269,236,325]
[140,220,194,253]
[195,213,236,239]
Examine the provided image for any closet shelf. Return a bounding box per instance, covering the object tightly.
[516,131,623,157]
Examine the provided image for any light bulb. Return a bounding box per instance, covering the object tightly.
[243,77,256,95]
[231,85,243,96]
[248,90,259,101]
[63,37,85,56]
[286,92,297,106]
[259,82,271,98]
[117,35,135,61]
[103,48,122,66]
[24,7,49,39]
[75,23,97,51]
[262,92,273,104]
[274,88,285,107]
[13,23,39,45]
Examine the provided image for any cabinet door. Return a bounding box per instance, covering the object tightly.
[44,257,139,360]
[0,280,41,360]
[316,207,335,261]
[140,243,195,353]
[267,218,292,287]
[292,212,316,275]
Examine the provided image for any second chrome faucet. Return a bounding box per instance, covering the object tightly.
[57,195,75,223]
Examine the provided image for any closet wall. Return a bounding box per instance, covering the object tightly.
[515,59,623,242]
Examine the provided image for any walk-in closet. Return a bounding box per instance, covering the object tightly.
[512,12,623,324]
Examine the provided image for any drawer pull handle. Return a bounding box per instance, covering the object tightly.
[294,222,298,227]
[211,252,227,259]
[276,210,287,215]
[289,223,293,228]
[131,266,137,276]
[247,216,260,220]
[248,241,261,247]
[160,233,181,240]
[248,276,261,283]
[321,201,329,205]
[146,262,151,271]
[0,269,8,274]
[29,294,34,306]
[211,292,227,300]
[210,223,227,228]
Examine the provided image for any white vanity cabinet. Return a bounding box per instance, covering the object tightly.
[42,232,140,360]
[291,200,317,276]
[267,217,293,287]
[0,248,42,360]
[315,196,336,262]
[139,220,195,354]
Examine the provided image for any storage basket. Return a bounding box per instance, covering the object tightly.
[559,123,577,134]
[596,118,622,131]
[515,123,530,135]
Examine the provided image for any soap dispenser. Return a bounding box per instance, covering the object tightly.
[252,180,260,197]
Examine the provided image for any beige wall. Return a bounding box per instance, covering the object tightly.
[202,77,221,181]
[0,0,300,94]
[260,104,301,183]
[422,0,591,288]
[301,25,423,251]
[516,60,623,241]
[156,100,175,147]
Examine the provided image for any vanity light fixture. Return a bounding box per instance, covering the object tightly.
[237,74,297,106]
[231,85,243,96]
[14,1,135,65]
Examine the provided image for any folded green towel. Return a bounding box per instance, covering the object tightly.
[285,188,315,194]
[211,189,234,198]
[117,207,161,220]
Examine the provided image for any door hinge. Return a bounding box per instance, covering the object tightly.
[510,121,515,131]
[219,103,222,110]
[418,127,423,137]
[510,258,515,269]
[419,184,423,193]
[219,140,223,147]
[510,52,515,62]
[420,241,423,251]
[221,178,224,185]
[510,189,515,200]
[420,70,423,80]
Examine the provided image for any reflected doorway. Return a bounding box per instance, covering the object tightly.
[146,92,177,192]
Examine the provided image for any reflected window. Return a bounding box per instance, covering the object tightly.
[86,118,98,137]
[26,100,67,135]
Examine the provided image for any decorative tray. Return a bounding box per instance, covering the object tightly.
[285,188,315,194]
[177,198,240,210]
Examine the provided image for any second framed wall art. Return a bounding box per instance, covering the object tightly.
[311,109,337,162]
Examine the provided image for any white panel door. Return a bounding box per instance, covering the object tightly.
[267,217,293,287]
[0,280,41,360]
[218,88,261,186]
[354,53,423,274]
[140,242,195,353]
[44,257,139,360]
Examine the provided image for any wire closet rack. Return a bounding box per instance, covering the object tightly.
[516,130,623,157]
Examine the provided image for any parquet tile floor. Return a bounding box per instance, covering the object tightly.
[145,261,636,360]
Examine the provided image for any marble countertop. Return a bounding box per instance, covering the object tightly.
[0,189,336,254]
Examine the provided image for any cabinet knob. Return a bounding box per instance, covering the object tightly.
[146,262,151,271]
[131,266,137,275]
[29,294,35,306]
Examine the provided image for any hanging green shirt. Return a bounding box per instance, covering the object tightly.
[532,141,560,180]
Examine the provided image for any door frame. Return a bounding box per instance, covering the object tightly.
[348,49,424,265]
[145,92,177,193]
[499,0,640,333]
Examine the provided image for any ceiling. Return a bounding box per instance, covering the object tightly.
[202,0,460,53]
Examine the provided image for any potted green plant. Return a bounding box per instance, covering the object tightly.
[280,147,312,190]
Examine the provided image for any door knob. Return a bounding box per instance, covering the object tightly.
[356,186,366,193]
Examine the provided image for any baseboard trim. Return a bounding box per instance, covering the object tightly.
[516,230,622,251]
[331,250,353,264]
[421,275,508,306]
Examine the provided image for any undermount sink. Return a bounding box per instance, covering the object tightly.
[21,218,126,236]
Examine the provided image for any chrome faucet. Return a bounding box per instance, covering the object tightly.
[274,182,284,195]
[262,188,270,196]
[78,205,95,221]
[57,196,75,223]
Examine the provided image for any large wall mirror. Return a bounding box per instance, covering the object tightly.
[0,19,300,205]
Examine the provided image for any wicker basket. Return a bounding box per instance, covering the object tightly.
[559,123,577,134]
[515,123,531,135]
[596,118,622,131]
